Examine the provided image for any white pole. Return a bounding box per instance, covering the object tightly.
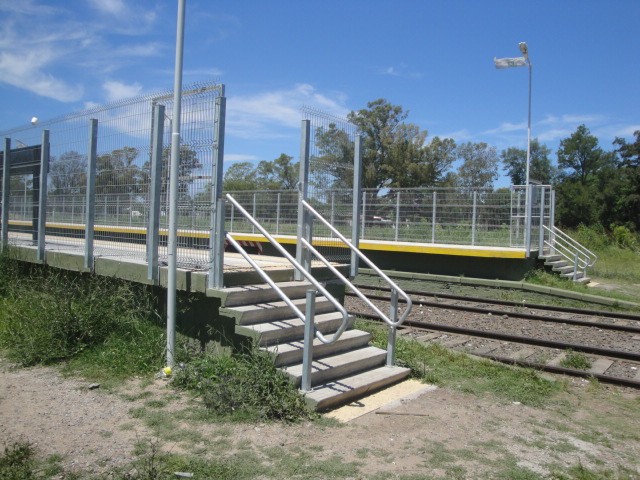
[524,51,533,256]
[167,0,186,368]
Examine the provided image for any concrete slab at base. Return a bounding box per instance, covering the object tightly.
[324,379,436,423]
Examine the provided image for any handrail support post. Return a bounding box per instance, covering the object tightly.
[387,288,399,366]
[301,289,316,392]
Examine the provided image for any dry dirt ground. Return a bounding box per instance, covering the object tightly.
[1,358,639,479]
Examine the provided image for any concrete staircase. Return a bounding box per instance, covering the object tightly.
[538,253,591,284]
[216,281,410,411]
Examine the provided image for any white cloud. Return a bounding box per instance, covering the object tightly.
[225,154,260,163]
[88,0,125,16]
[0,48,82,102]
[227,84,349,139]
[103,80,143,102]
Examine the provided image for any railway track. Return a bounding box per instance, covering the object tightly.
[347,284,640,389]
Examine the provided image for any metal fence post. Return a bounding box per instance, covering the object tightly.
[147,104,165,282]
[84,119,98,271]
[301,289,316,392]
[276,192,281,235]
[252,192,257,234]
[525,184,533,256]
[330,191,335,238]
[361,190,366,238]
[295,120,311,281]
[386,288,399,367]
[550,189,556,253]
[538,187,546,255]
[1,138,11,251]
[36,130,50,262]
[471,191,477,246]
[431,191,437,244]
[394,191,400,241]
[350,135,363,278]
[209,90,226,289]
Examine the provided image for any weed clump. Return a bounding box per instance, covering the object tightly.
[560,350,592,370]
[0,441,37,480]
[0,254,164,375]
[173,350,314,422]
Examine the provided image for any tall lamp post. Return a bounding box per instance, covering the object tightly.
[495,42,533,252]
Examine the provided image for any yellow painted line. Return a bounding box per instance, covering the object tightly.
[8,221,526,259]
[324,379,436,423]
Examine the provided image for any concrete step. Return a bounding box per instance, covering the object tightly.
[304,365,411,411]
[218,281,313,307]
[575,277,591,284]
[237,311,352,346]
[553,265,574,274]
[540,254,562,262]
[266,329,372,367]
[561,271,584,280]
[546,260,568,269]
[227,296,336,325]
[283,346,387,387]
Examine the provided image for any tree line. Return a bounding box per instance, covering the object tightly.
[224,99,639,233]
[42,97,639,232]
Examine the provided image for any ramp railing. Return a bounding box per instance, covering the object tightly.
[541,225,598,280]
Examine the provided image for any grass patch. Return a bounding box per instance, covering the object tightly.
[551,462,640,479]
[357,320,563,406]
[560,350,592,370]
[0,254,165,377]
[172,348,315,423]
[0,441,65,480]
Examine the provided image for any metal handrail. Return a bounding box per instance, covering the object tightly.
[541,225,597,280]
[542,225,598,267]
[302,199,413,328]
[225,193,350,345]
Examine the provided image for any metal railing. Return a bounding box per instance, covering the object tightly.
[226,192,413,390]
[541,225,598,280]
[300,198,413,366]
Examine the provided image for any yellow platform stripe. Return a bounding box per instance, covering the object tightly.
[8,221,526,259]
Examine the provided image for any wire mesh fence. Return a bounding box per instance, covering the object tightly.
[224,186,546,249]
[302,107,357,262]
[0,81,223,269]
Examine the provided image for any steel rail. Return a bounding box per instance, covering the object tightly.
[479,353,640,389]
[352,283,640,321]
[346,290,640,335]
[350,311,640,363]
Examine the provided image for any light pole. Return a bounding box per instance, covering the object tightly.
[495,42,533,252]
[519,42,532,189]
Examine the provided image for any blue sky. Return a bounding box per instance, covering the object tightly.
[1,0,638,187]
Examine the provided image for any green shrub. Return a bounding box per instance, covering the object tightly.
[0,255,163,369]
[610,224,638,250]
[173,349,314,422]
[0,442,36,480]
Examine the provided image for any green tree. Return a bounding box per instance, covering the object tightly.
[612,130,640,229]
[49,151,87,195]
[96,146,146,195]
[557,125,603,185]
[455,142,499,189]
[223,161,259,191]
[348,98,432,191]
[255,154,298,190]
[313,123,355,190]
[501,139,556,185]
